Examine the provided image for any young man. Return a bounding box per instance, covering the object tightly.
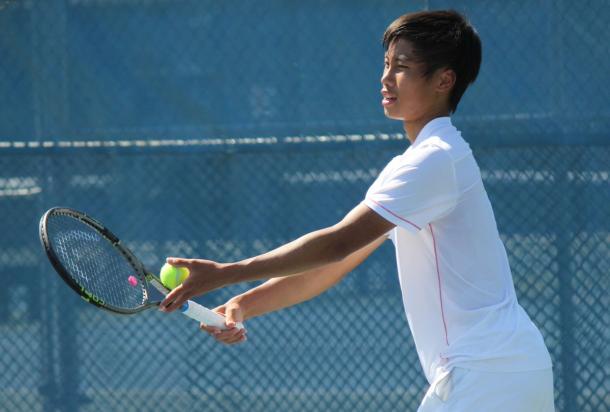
[161,10,554,411]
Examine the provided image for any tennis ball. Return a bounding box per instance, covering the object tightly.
[160,263,189,290]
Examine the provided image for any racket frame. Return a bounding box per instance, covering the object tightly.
[40,207,241,330]
[39,207,153,314]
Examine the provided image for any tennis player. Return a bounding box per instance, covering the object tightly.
[161,10,554,411]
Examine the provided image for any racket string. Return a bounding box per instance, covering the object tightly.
[47,215,146,310]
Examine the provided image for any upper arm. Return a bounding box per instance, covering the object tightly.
[305,232,388,290]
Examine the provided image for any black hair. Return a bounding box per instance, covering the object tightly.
[383,10,482,113]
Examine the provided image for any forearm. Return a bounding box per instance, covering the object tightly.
[230,235,387,320]
[225,228,342,284]
[159,204,394,313]
[230,269,338,321]
[224,203,393,285]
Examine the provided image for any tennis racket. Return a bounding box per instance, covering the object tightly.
[39,207,241,330]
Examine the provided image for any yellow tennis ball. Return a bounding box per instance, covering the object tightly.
[160,263,189,290]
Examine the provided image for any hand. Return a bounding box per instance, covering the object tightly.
[159,257,228,312]
[201,301,247,345]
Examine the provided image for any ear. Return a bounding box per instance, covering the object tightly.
[436,68,456,94]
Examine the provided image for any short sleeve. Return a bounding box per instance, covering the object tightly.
[363,145,458,233]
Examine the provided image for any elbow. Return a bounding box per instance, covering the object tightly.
[325,244,348,265]
[323,228,358,264]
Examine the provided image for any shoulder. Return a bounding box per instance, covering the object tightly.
[399,139,454,171]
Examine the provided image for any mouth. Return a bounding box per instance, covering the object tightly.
[381,90,397,106]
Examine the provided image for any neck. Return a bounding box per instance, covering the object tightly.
[403,110,450,143]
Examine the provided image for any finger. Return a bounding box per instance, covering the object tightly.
[159,285,187,312]
[159,285,181,310]
[224,334,248,345]
[200,323,221,334]
[202,325,230,340]
[165,257,192,268]
[216,330,247,345]
[213,327,246,342]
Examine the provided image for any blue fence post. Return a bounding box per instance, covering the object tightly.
[551,0,578,409]
[556,151,577,412]
[31,1,81,410]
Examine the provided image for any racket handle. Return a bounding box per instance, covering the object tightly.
[179,300,244,330]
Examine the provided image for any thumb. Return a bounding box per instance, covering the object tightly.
[223,303,244,329]
[212,305,227,316]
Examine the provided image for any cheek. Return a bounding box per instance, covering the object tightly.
[395,85,432,120]
[400,82,432,107]
[397,83,420,108]
[397,77,417,96]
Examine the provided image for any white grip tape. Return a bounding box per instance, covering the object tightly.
[180,300,244,330]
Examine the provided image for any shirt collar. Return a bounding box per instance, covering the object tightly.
[410,116,453,148]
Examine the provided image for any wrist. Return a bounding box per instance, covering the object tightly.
[220,260,248,284]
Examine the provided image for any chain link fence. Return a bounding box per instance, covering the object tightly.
[1,1,609,411]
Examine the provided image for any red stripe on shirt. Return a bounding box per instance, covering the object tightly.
[430,224,449,346]
[368,199,421,231]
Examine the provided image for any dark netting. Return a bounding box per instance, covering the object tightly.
[0,0,608,411]
[0,140,608,411]
[44,212,147,311]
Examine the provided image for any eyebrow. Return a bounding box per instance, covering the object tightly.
[394,54,414,62]
[384,54,415,62]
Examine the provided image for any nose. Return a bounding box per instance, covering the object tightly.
[381,67,393,87]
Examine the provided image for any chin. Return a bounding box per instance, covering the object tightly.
[383,108,404,121]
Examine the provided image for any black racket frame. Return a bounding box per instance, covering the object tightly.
[39,207,159,315]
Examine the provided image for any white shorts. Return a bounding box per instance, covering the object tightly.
[417,367,555,412]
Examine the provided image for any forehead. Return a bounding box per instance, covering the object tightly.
[384,38,418,61]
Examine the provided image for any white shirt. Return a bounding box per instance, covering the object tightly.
[363,117,552,384]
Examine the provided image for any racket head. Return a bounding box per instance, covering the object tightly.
[39,207,153,314]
